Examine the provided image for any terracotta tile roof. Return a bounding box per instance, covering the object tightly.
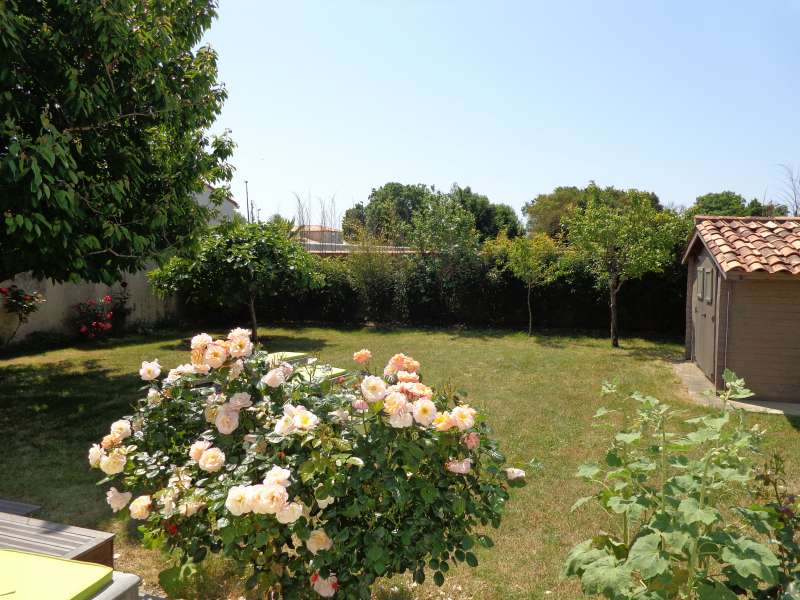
[689,215,800,276]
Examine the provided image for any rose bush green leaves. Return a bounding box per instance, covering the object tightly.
[565,371,782,599]
[89,330,525,598]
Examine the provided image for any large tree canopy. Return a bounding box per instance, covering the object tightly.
[689,191,787,217]
[0,0,233,284]
[524,183,661,236]
[341,182,522,243]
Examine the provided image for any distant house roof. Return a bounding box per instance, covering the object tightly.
[203,182,239,208]
[682,215,800,277]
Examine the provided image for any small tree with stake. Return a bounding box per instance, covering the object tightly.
[149,221,321,341]
[563,193,679,347]
[507,233,561,336]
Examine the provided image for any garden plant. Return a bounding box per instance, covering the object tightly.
[565,371,796,599]
[88,328,526,598]
[0,284,45,344]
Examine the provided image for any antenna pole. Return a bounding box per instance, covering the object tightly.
[245,180,251,222]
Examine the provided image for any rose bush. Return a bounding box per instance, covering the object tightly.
[89,328,526,598]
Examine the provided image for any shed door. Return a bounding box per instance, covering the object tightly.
[693,255,716,379]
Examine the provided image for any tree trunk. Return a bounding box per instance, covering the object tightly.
[526,283,533,336]
[609,277,620,348]
[248,293,259,344]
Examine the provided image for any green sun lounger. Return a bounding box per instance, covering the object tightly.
[0,549,113,600]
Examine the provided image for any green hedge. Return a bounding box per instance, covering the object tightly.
[252,255,687,337]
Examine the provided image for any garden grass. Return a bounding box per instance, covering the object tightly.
[1,326,798,599]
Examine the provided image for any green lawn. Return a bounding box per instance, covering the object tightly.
[1,326,798,599]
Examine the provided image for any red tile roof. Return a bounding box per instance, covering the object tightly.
[686,216,800,276]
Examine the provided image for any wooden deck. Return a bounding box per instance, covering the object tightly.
[0,511,114,567]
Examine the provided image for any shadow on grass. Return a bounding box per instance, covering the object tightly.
[0,359,141,526]
[0,328,191,361]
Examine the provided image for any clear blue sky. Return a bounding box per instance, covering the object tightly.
[204,1,800,223]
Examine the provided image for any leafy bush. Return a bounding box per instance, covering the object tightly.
[75,292,128,340]
[565,371,783,599]
[744,454,800,597]
[88,329,526,598]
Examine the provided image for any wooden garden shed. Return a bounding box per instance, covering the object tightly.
[682,216,800,403]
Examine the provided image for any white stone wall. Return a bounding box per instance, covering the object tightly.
[0,268,177,343]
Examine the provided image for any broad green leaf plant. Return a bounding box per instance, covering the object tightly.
[565,371,782,599]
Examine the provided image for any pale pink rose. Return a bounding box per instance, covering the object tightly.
[99,451,126,475]
[432,412,455,432]
[280,362,294,378]
[383,353,421,376]
[190,333,213,350]
[229,392,252,410]
[262,368,286,388]
[248,483,288,515]
[204,342,228,369]
[228,359,244,380]
[178,500,204,517]
[198,447,225,472]
[451,404,477,431]
[129,495,152,520]
[306,529,333,555]
[227,327,251,340]
[110,419,132,440]
[445,458,472,475]
[264,465,291,488]
[88,444,104,468]
[310,573,338,597]
[225,485,251,516]
[360,376,387,403]
[398,381,433,399]
[106,487,132,512]
[462,432,480,450]
[146,388,162,406]
[276,502,303,524]
[352,349,372,364]
[273,414,295,436]
[351,398,369,412]
[412,398,438,426]
[396,370,419,383]
[139,359,161,381]
[215,404,239,435]
[227,336,253,358]
[383,392,410,417]
[189,440,212,462]
[292,407,319,431]
[505,467,526,480]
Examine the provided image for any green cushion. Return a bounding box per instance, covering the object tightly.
[294,365,347,381]
[0,549,112,600]
[266,351,307,363]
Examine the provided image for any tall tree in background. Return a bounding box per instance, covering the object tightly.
[689,191,787,217]
[450,184,523,240]
[524,183,661,236]
[1,0,233,284]
[507,233,561,336]
[362,182,433,243]
[563,193,680,347]
[341,202,367,241]
[524,186,583,236]
[342,182,522,244]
